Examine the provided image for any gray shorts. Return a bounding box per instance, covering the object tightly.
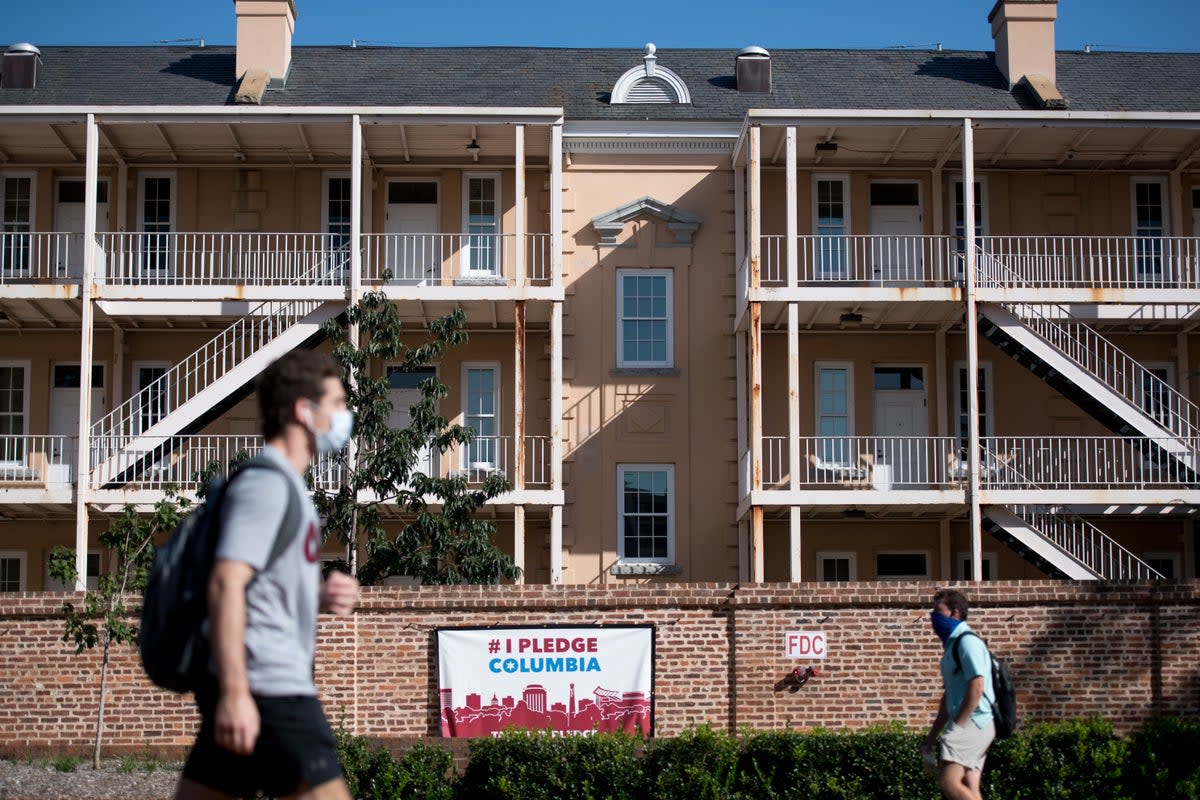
[940,719,995,771]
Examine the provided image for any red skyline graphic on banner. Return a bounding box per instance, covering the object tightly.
[440,682,651,737]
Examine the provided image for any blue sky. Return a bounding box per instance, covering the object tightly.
[6,0,1199,51]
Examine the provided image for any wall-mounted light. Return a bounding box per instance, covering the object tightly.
[839,312,863,325]
[815,141,838,154]
[466,139,481,160]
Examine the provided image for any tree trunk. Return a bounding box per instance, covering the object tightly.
[92,634,111,770]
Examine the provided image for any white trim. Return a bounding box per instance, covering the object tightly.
[874,550,931,580]
[816,550,858,581]
[814,361,855,437]
[132,360,171,434]
[44,548,101,591]
[321,170,351,236]
[811,173,851,234]
[953,360,994,444]
[1131,175,1170,236]
[949,174,990,239]
[0,550,27,592]
[460,361,500,470]
[1142,551,1181,580]
[461,172,502,277]
[616,463,676,565]
[616,268,674,369]
[0,361,31,466]
[957,551,998,581]
[0,170,38,230]
[136,171,175,233]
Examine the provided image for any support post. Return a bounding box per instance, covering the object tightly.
[549,123,563,290]
[74,113,99,590]
[963,117,983,581]
[347,114,363,573]
[550,505,563,585]
[550,301,563,583]
[751,506,764,583]
[789,507,802,582]
[514,124,525,288]
[513,505,525,584]
[514,300,526,491]
[1177,332,1190,401]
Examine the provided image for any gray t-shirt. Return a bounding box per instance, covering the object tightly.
[211,445,321,697]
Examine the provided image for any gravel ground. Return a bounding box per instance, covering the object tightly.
[0,760,182,800]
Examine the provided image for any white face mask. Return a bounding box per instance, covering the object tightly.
[306,404,354,453]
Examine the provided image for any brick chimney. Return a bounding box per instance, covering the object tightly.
[234,0,297,85]
[989,0,1058,89]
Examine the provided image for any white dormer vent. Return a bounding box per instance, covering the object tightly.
[611,43,691,104]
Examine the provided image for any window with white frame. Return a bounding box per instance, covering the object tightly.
[955,362,993,466]
[874,551,929,580]
[0,551,26,592]
[952,179,986,252]
[44,550,101,591]
[617,269,673,368]
[1132,177,1167,280]
[464,174,500,275]
[1143,552,1179,580]
[617,464,674,563]
[323,173,351,274]
[1,173,35,275]
[462,364,499,469]
[813,176,850,279]
[134,363,170,434]
[959,552,997,581]
[815,362,853,464]
[0,363,28,465]
[139,174,174,274]
[1141,365,1173,427]
[817,551,857,581]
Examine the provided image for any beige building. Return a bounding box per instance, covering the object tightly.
[0,0,1198,589]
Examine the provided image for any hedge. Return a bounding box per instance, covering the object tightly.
[336,718,1200,800]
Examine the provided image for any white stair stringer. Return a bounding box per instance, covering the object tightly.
[982,506,1100,580]
[91,299,343,486]
[977,303,1197,473]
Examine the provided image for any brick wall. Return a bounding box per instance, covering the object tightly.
[1,581,1197,756]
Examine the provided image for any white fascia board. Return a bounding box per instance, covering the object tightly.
[747,109,1200,127]
[0,106,564,125]
[564,120,742,139]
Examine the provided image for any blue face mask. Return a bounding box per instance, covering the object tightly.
[930,610,962,644]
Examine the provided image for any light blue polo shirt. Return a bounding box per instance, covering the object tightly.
[939,622,994,729]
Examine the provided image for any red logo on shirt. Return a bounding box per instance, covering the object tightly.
[304,521,319,563]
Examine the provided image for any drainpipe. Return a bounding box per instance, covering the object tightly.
[785,126,802,582]
[962,117,983,581]
[74,113,99,590]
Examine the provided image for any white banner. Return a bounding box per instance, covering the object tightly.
[437,626,654,737]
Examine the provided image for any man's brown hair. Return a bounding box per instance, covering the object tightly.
[933,588,969,620]
[257,351,342,439]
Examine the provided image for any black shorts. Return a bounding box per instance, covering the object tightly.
[182,691,343,799]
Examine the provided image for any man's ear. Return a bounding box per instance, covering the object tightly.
[293,397,311,428]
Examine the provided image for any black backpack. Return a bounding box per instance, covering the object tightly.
[139,457,302,694]
[952,631,1018,739]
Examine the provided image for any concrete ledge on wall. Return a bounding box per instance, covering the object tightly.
[610,562,682,576]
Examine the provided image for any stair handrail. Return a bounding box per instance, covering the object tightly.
[1008,504,1164,581]
[977,248,1200,443]
[92,251,348,443]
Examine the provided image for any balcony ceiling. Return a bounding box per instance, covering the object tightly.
[0,120,552,166]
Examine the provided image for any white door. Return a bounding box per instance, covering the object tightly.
[386,367,434,480]
[55,179,109,280]
[50,364,104,479]
[873,372,928,488]
[385,183,440,284]
[869,205,923,285]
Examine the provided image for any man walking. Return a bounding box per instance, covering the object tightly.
[923,588,995,800]
[176,350,359,800]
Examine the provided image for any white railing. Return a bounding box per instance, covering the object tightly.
[0,232,78,283]
[759,235,961,287]
[446,435,551,488]
[0,435,76,485]
[998,300,1200,443]
[92,296,329,443]
[98,233,349,286]
[362,233,552,286]
[1006,505,1164,581]
[980,436,1198,489]
[978,236,1200,289]
[761,436,963,489]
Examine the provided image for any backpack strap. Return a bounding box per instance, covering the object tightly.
[951,630,995,704]
[225,457,305,573]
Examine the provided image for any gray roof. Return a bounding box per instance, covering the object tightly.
[1,45,1198,117]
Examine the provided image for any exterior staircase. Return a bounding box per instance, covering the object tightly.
[91,297,342,487]
[983,505,1163,581]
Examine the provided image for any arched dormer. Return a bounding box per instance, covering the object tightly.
[611,44,692,105]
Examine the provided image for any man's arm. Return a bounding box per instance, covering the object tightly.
[319,571,359,615]
[924,691,950,748]
[208,558,258,756]
[954,676,985,727]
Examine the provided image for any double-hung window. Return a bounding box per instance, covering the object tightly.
[955,362,992,469]
[813,176,849,279]
[462,363,499,470]
[0,363,27,466]
[815,362,852,465]
[324,174,352,277]
[464,174,500,276]
[1,174,34,276]
[1133,178,1167,283]
[617,269,673,368]
[139,174,174,277]
[617,464,674,564]
[0,551,25,592]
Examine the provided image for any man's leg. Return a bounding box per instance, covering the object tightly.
[282,777,352,800]
[938,762,982,800]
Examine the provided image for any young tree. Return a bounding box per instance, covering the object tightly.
[318,291,520,585]
[47,494,185,769]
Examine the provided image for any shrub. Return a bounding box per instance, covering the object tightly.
[50,755,81,773]
[642,725,740,800]
[457,729,643,800]
[335,727,453,800]
[983,718,1128,800]
[1122,716,1200,800]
